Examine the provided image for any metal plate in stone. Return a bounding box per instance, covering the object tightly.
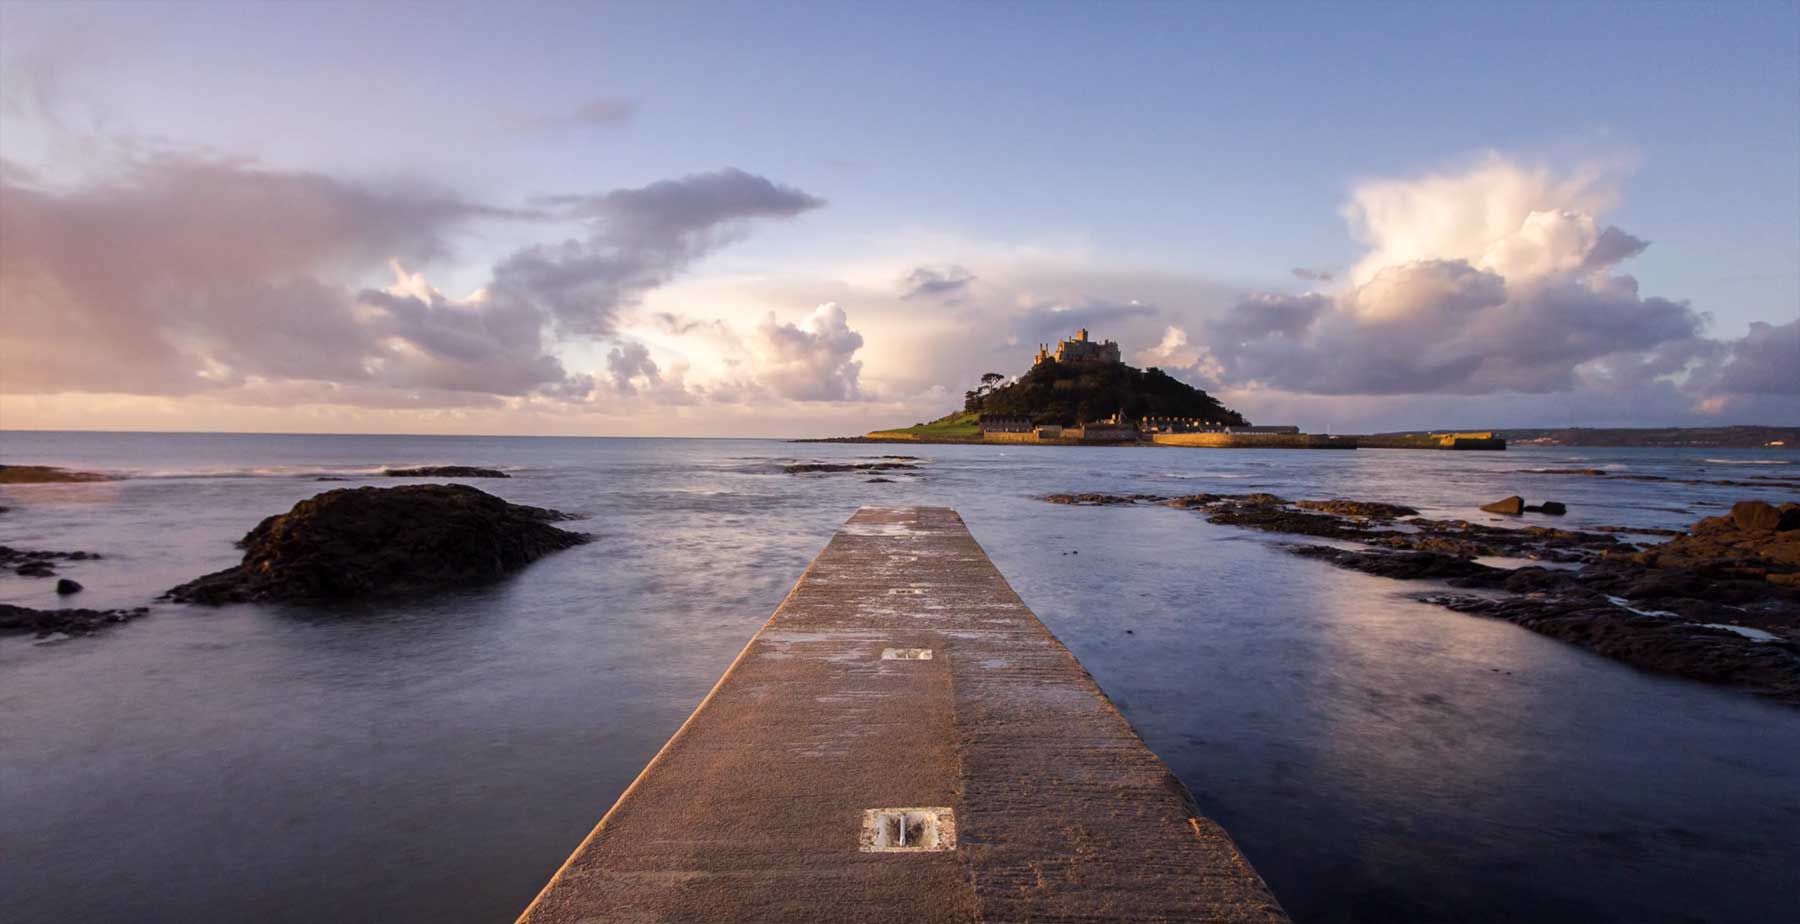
[859,807,956,852]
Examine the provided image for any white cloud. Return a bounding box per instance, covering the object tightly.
[753,302,866,401]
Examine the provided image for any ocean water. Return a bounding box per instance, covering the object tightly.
[1,431,1796,924]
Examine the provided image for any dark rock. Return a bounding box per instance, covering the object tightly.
[1043,493,1163,506]
[0,603,148,637]
[55,578,82,595]
[865,477,896,483]
[2,544,102,579]
[1208,505,1397,541]
[164,484,590,604]
[1426,592,1800,705]
[1523,501,1567,515]
[1290,546,1504,581]
[1481,496,1525,515]
[1732,500,1783,532]
[314,476,351,482]
[785,460,918,474]
[1627,502,1800,585]
[383,466,510,479]
[1295,499,1419,519]
[0,465,117,484]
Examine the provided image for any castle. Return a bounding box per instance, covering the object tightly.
[1034,328,1121,366]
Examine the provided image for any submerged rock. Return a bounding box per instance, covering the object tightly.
[0,465,116,484]
[1,545,101,578]
[383,466,510,479]
[784,460,919,474]
[55,578,82,595]
[0,603,148,637]
[1481,496,1525,515]
[165,484,590,604]
[1295,499,1420,519]
[1428,592,1800,705]
[1043,492,1162,506]
[1524,501,1568,515]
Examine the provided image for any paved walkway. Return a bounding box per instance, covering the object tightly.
[519,506,1288,923]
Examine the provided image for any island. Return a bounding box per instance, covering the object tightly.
[848,329,1362,449]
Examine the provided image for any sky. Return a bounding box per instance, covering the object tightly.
[1,0,1795,436]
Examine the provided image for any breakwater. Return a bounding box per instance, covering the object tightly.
[1151,432,1358,450]
[518,506,1287,924]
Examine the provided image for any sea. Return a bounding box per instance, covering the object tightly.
[1,431,1796,924]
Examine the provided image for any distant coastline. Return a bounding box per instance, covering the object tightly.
[808,424,1797,450]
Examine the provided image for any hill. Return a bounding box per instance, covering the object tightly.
[969,358,1246,427]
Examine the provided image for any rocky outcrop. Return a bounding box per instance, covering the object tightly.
[383,466,510,478]
[0,465,116,484]
[1294,499,1419,519]
[1044,493,1164,506]
[1481,496,1525,515]
[1621,500,1800,586]
[1,603,148,637]
[785,460,920,474]
[165,484,590,604]
[1,545,101,578]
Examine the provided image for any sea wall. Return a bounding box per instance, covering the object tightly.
[1356,432,1506,451]
[1153,432,1357,450]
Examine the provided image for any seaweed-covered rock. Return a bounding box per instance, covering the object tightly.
[165,484,589,604]
[0,603,147,637]
[0,465,116,484]
[1295,499,1420,519]
[1,545,100,578]
[383,466,510,478]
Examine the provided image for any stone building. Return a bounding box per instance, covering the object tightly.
[1034,328,1122,366]
[978,414,1033,434]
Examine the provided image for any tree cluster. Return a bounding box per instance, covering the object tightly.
[964,359,1246,426]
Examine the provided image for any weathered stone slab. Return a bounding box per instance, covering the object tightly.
[519,506,1287,924]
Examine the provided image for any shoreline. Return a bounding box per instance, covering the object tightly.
[795,434,1490,450]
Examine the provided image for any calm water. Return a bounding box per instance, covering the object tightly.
[2,431,1796,924]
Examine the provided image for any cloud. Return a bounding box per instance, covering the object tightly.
[1709,319,1799,397]
[0,155,552,401]
[606,340,662,394]
[1192,157,1719,407]
[900,264,975,300]
[0,154,824,409]
[505,167,825,336]
[1291,266,1334,282]
[754,303,865,401]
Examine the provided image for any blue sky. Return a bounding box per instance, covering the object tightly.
[1,1,1795,434]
